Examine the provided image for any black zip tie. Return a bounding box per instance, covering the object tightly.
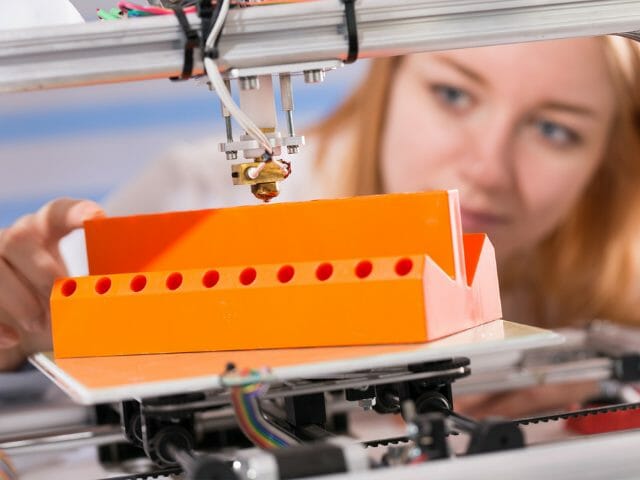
[170,1,224,81]
[198,0,214,56]
[199,0,224,60]
[341,0,359,64]
[261,150,273,162]
[170,5,200,81]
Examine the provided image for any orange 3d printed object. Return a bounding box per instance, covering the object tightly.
[50,191,502,358]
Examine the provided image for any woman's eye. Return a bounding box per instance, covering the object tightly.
[535,119,581,147]
[431,84,473,110]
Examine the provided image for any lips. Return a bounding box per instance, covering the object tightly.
[459,207,509,232]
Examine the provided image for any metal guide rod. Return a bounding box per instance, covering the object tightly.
[0,424,124,455]
[1,0,640,92]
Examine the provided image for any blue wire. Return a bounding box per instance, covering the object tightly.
[241,394,291,447]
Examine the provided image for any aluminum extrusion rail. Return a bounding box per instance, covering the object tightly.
[453,356,614,395]
[2,0,640,92]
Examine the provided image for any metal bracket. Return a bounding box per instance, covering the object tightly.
[224,60,343,80]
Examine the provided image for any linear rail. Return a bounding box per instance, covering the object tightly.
[2,0,640,92]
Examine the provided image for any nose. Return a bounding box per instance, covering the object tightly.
[460,112,515,192]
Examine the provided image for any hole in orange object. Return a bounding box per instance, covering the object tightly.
[95,277,111,295]
[355,260,373,279]
[316,263,333,281]
[130,275,147,292]
[240,268,257,286]
[278,265,295,283]
[202,270,220,288]
[166,272,183,290]
[395,258,413,276]
[61,279,77,297]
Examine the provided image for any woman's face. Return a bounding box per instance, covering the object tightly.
[380,39,616,262]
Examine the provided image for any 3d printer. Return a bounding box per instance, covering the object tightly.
[3,1,640,479]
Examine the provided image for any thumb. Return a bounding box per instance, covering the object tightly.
[37,198,105,243]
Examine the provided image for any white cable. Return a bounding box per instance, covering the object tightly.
[246,158,289,179]
[204,0,273,153]
[204,58,272,151]
[205,0,230,51]
[272,158,290,174]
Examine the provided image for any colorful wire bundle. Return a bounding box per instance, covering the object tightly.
[0,450,18,480]
[99,0,319,19]
[227,369,298,449]
[118,1,197,15]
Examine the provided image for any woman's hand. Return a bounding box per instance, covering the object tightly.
[0,198,104,371]
[454,380,601,419]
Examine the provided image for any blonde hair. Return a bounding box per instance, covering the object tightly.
[311,38,640,327]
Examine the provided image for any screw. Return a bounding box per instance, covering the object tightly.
[303,69,325,84]
[358,398,376,410]
[239,76,260,90]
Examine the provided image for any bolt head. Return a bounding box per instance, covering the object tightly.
[303,69,326,84]
[358,398,376,411]
[239,76,260,90]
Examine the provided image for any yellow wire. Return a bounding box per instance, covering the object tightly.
[0,449,16,480]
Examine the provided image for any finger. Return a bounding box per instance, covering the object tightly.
[18,320,53,356]
[456,390,521,419]
[459,382,602,419]
[0,258,43,332]
[35,198,104,245]
[483,389,562,418]
[2,236,67,300]
[36,293,52,333]
[0,342,27,372]
[0,322,19,349]
[473,391,529,418]
[454,393,493,413]
[491,383,595,418]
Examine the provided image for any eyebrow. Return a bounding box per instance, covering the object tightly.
[432,55,600,119]
[432,55,488,86]
[538,101,598,118]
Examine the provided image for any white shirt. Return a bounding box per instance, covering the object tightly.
[0,0,83,31]
[106,137,323,215]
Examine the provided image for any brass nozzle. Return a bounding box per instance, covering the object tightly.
[251,182,280,202]
[231,159,291,203]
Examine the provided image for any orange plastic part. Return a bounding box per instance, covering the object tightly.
[52,256,427,357]
[51,191,503,358]
[83,192,457,277]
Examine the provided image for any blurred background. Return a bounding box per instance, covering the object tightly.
[0,0,366,226]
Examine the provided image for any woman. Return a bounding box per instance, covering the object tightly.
[313,36,640,330]
[1,37,640,415]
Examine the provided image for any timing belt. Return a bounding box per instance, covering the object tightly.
[103,401,640,478]
[364,400,640,448]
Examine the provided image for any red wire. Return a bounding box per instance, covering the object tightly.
[118,0,318,16]
[231,388,273,449]
[117,1,196,14]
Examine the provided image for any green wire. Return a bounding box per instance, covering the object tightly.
[240,393,282,448]
[97,8,123,20]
